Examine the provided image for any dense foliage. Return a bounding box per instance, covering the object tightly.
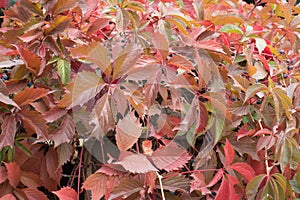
[0,0,300,199]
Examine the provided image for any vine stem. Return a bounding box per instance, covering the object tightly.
[77,143,85,199]
[156,171,166,200]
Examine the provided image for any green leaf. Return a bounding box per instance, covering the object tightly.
[57,58,70,85]
[244,84,268,103]
[261,180,275,200]
[272,173,287,198]
[219,24,243,35]
[272,87,292,119]
[246,174,266,200]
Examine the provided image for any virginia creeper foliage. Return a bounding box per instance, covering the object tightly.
[0,0,300,199]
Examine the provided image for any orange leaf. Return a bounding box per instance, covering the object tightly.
[13,88,49,107]
[16,46,42,75]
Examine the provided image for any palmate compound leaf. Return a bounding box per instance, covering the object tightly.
[149,142,191,171]
[68,42,111,76]
[82,172,119,200]
[58,71,105,109]
[0,115,17,150]
[52,187,77,200]
[115,112,142,151]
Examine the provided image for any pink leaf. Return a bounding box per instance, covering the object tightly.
[224,139,234,167]
[4,162,21,188]
[230,162,256,182]
[116,113,142,151]
[82,173,109,200]
[0,115,17,150]
[53,187,77,200]
[118,154,157,173]
[150,142,191,171]
[0,194,16,200]
[43,107,67,123]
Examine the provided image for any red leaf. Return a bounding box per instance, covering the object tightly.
[22,188,48,200]
[13,88,49,107]
[51,114,75,148]
[0,166,7,184]
[18,110,48,138]
[4,162,21,188]
[45,149,59,179]
[82,173,109,200]
[207,169,224,187]
[215,177,239,200]
[230,162,256,182]
[196,101,209,133]
[118,154,157,173]
[224,139,234,167]
[150,142,191,171]
[16,46,42,75]
[0,115,17,150]
[53,187,77,200]
[253,128,272,137]
[116,113,142,151]
[0,194,16,200]
[236,124,256,140]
